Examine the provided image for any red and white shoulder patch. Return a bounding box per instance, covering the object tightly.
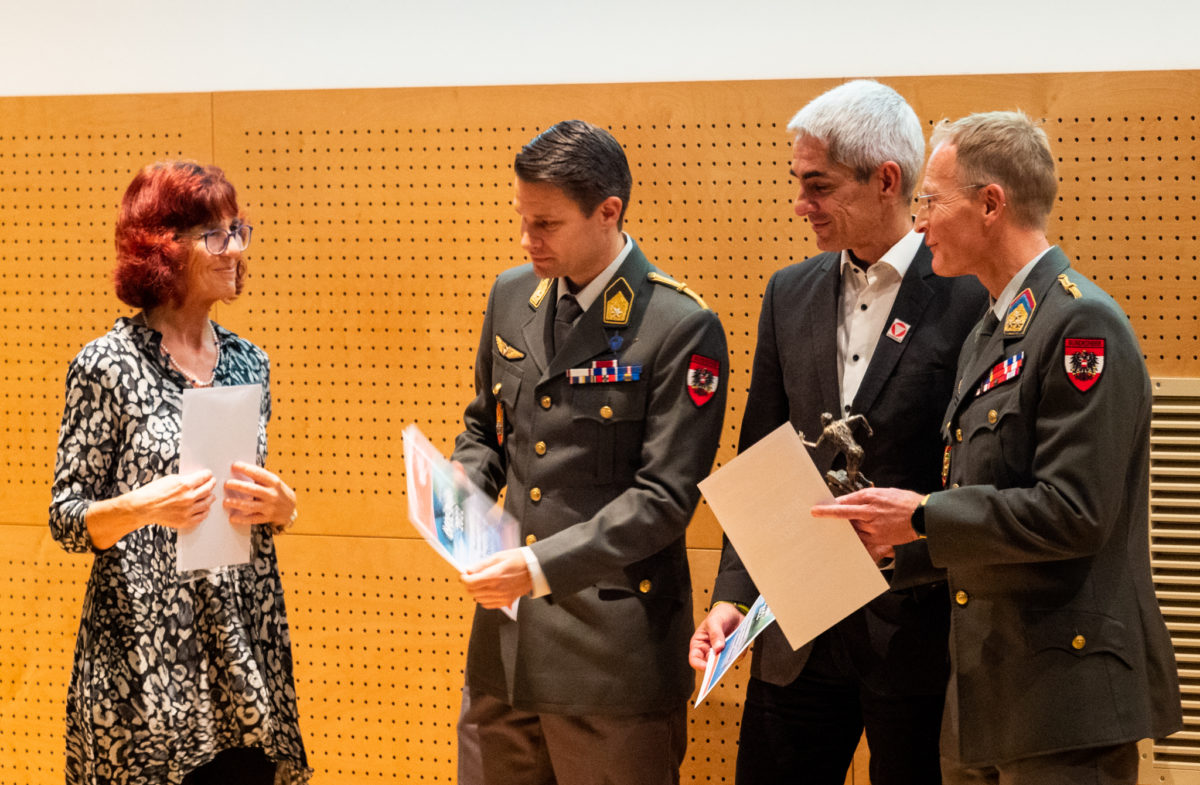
[687,354,720,406]
[1064,338,1105,392]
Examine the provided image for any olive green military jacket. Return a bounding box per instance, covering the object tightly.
[894,247,1182,764]
[453,242,728,715]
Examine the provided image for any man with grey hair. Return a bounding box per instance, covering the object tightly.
[813,111,1181,783]
[689,80,987,784]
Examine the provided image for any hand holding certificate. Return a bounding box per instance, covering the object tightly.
[698,422,887,651]
[402,425,520,618]
[176,383,262,573]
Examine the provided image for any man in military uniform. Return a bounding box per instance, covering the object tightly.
[813,111,1182,783]
[452,119,727,785]
[688,81,987,785]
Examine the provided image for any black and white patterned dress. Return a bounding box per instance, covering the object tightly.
[49,316,311,785]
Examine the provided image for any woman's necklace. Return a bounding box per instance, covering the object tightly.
[163,320,221,388]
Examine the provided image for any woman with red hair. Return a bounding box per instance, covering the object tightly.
[50,162,310,784]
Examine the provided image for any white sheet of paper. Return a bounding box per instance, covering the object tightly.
[176,383,262,573]
[698,423,887,650]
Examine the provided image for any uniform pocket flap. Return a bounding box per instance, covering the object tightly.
[1024,609,1132,668]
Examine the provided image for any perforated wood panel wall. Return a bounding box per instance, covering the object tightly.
[1,71,1197,784]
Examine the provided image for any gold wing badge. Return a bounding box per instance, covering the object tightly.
[495,334,525,360]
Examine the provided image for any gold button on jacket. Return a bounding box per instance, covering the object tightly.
[1072,635,1086,650]
[529,487,542,502]
[539,395,552,410]
[534,441,547,456]
[955,590,970,606]
[525,534,537,546]
[638,579,652,594]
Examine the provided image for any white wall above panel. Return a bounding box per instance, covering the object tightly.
[2,0,1198,97]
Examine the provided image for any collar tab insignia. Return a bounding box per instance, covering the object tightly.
[603,277,634,326]
[1003,288,1036,337]
[529,279,552,310]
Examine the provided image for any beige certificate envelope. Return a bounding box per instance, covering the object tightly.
[698,422,887,650]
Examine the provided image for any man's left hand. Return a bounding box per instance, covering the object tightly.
[461,549,533,608]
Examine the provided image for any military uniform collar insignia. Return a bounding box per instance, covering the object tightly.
[603,277,634,326]
[1003,288,1037,337]
[528,278,552,310]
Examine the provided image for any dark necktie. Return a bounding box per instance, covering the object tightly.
[553,294,583,356]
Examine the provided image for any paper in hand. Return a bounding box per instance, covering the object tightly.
[697,423,887,650]
[176,383,262,573]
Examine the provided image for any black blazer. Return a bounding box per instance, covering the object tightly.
[713,241,987,691]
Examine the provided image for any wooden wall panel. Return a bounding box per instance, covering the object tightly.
[0,93,213,525]
[1,71,1196,784]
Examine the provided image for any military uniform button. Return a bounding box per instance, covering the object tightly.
[540,395,552,410]
[955,590,970,606]
[525,534,537,546]
[951,483,960,489]
[988,409,998,425]
[530,487,542,502]
[956,428,963,442]
[600,405,614,420]
[638,579,652,594]
[535,441,547,456]
[492,382,503,396]
[1072,635,1086,650]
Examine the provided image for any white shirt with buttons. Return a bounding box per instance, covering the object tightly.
[836,230,924,414]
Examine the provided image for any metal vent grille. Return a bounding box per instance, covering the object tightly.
[1142,377,1200,783]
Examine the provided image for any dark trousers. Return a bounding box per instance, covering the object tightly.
[941,742,1139,785]
[461,688,687,785]
[736,634,944,785]
[181,747,276,785]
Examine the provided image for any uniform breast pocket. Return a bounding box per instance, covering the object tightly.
[490,363,524,449]
[960,383,1027,486]
[570,382,648,485]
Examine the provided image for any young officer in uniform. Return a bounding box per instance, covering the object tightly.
[813,110,1182,784]
[452,119,728,785]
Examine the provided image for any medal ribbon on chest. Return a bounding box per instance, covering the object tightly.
[975,351,1025,397]
[567,359,642,384]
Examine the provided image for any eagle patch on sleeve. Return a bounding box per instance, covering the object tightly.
[687,354,720,406]
[1064,338,1105,392]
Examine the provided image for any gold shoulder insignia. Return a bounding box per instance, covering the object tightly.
[647,271,709,310]
[1057,273,1082,299]
[528,278,552,310]
[495,334,525,360]
[603,277,634,326]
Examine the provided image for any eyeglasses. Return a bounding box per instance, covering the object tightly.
[182,224,253,255]
[914,185,985,213]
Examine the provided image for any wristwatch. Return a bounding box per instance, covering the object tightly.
[910,494,932,536]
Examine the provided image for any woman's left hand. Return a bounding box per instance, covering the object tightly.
[224,461,297,530]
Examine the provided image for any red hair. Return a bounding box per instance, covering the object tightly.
[113,161,246,309]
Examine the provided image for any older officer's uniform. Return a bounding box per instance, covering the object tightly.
[894,247,1182,771]
[453,236,727,778]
